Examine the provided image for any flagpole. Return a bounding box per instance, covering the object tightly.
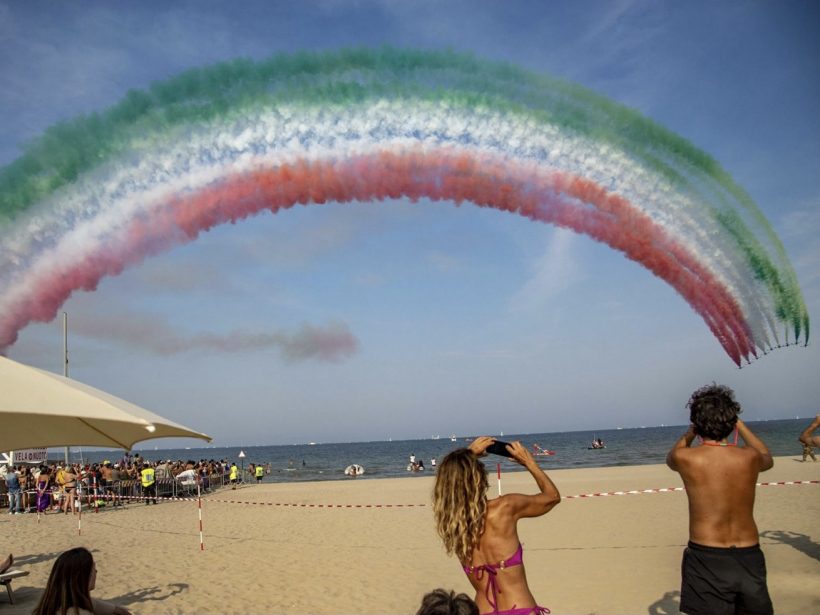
[63,312,70,465]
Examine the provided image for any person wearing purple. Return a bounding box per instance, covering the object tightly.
[36,466,52,513]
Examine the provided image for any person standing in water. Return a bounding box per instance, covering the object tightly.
[667,383,774,615]
[433,437,560,615]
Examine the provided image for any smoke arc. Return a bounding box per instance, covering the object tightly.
[0,48,809,365]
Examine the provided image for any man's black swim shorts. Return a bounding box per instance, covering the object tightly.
[680,541,773,615]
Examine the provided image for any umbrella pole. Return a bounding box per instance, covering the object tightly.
[63,312,70,466]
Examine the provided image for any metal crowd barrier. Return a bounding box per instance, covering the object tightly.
[1,471,231,512]
[85,471,229,505]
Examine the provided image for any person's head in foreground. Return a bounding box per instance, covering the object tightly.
[416,588,479,615]
[432,447,489,564]
[33,547,96,615]
[687,383,741,441]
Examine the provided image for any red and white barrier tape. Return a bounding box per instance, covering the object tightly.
[53,493,426,506]
[561,480,818,500]
[56,479,817,509]
[562,486,684,499]
[62,493,200,503]
[208,499,425,508]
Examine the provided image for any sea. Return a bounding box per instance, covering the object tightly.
[61,418,808,484]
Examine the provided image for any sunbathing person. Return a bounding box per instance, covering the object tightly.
[433,437,560,615]
[32,547,132,615]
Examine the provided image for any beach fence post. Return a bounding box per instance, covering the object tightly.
[197,475,205,551]
[497,463,502,496]
[77,483,82,536]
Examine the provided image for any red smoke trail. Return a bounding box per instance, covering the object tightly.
[0,147,753,364]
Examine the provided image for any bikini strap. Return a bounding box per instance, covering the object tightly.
[463,544,524,613]
[470,563,501,613]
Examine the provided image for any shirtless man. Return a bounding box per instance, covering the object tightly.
[798,414,820,461]
[667,383,773,615]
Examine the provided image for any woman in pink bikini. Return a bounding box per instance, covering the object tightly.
[433,437,561,615]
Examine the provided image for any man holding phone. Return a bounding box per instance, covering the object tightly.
[667,384,773,615]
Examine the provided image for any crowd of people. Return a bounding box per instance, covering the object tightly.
[1,456,269,514]
[4,391,818,615]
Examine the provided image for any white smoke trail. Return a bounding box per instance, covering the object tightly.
[0,102,773,352]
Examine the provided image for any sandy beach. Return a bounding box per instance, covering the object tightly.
[2,456,817,615]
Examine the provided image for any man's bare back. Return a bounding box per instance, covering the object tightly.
[668,385,774,615]
[667,420,773,547]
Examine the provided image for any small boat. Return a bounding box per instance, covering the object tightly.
[532,444,556,456]
[344,464,364,477]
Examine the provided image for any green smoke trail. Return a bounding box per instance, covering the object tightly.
[0,47,808,347]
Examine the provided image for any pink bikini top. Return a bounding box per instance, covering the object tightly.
[463,544,525,613]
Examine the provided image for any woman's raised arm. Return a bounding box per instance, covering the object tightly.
[503,441,561,519]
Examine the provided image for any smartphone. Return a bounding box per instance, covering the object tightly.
[486,440,514,458]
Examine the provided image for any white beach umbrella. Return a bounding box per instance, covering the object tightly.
[0,355,211,451]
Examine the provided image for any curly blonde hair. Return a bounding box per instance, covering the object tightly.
[433,448,488,564]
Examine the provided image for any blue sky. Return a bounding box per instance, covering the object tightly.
[2,1,819,446]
